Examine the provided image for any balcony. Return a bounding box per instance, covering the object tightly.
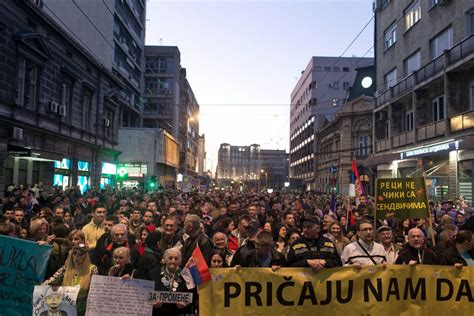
[392,130,414,148]
[376,35,474,108]
[450,110,474,133]
[416,120,446,142]
[375,138,390,152]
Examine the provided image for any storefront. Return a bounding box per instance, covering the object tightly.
[372,140,460,202]
[116,163,147,188]
[77,160,91,194]
[100,162,116,189]
[53,158,71,190]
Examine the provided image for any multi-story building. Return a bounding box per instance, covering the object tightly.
[42,0,145,127]
[260,149,289,190]
[371,0,474,202]
[197,134,206,175]
[179,68,200,176]
[317,65,375,195]
[290,56,373,191]
[216,144,288,190]
[0,0,125,192]
[144,46,181,137]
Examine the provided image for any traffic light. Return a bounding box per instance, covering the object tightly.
[149,175,157,190]
[116,167,128,180]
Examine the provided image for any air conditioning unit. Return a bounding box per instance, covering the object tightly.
[11,127,23,140]
[103,118,110,127]
[58,105,66,117]
[48,101,59,113]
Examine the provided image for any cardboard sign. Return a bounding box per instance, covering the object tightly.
[147,291,193,304]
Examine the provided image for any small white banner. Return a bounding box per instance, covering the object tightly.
[147,291,193,305]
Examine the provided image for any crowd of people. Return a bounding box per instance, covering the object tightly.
[1,184,474,315]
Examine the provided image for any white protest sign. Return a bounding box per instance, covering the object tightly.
[33,285,80,316]
[85,275,154,316]
[147,291,193,305]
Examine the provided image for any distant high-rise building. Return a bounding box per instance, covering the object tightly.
[42,0,146,127]
[290,56,372,191]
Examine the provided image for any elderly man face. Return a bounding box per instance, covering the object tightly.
[163,219,177,236]
[407,228,425,249]
[212,232,227,250]
[112,225,127,245]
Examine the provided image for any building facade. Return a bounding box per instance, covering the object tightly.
[116,128,179,189]
[317,66,376,195]
[290,56,373,191]
[216,144,288,190]
[0,0,125,192]
[42,0,145,127]
[144,46,181,138]
[371,0,474,202]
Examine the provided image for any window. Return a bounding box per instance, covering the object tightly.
[343,82,350,90]
[333,67,340,72]
[384,68,397,90]
[357,136,369,156]
[430,27,453,59]
[384,23,397,50]
[343,67,349,72]
[470,82,474,110]
[15,58,26,105]
[324,66,331,72]
[432,95,444,121]
[314,66,321,71]
[469,10,474,36]
[429,0,439,8]
[404,0,421,31]
[15,57,38,108]
[404,50,421,76]
[333,81,339,90]
[62,83,71,112]
[82,95,91,130]
[405,109,414,131]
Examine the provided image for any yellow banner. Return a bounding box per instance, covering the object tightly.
[199,266,474,316]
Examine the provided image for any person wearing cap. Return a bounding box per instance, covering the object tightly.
[341,220,386,267]
[44,243,98,315]
[376,225,401,264]
[286,217,342,271]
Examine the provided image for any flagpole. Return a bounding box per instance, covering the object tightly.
[374,176,377,231]
[346,195,350,231]
[424,176,436,246]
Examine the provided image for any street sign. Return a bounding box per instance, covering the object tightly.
[329,166,337,174]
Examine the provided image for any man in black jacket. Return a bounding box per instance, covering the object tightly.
[240,231,285,269]
[395,228,436,265]
[181,214,213,266]
[437,230,474,267]
[286,217,342,271]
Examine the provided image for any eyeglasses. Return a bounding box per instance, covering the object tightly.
[72,251,86,256]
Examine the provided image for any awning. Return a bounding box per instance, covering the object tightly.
[8,144,63,161]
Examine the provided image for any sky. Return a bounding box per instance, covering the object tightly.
[145,0,375,172]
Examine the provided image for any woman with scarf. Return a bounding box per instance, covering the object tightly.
[44,243,98,316]
[149,247,194,316]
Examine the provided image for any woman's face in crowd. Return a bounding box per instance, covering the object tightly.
[279,226,287,239]
[64,212,72,221]
[20,228,28,239]
[39,210,46,218]
[403,219,410,227]
[211,254,224,268]
[70,233,85,246]
[141,230,149,242]
[227,222,235,232]
[330,224,341,238]
[164,250,181,271]
[38,223,48,237]
[72,249,87,266]
[289,232,300,244]
[263,222,272,233]
[113,251,129,267]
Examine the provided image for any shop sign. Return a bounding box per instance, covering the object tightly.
[7,144,31,157]
[400,141,459,159]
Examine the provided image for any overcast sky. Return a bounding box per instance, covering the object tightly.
[146,0,374,172]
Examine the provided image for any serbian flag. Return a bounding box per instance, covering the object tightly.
[181,245,211,289]
[351,159,365,198]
